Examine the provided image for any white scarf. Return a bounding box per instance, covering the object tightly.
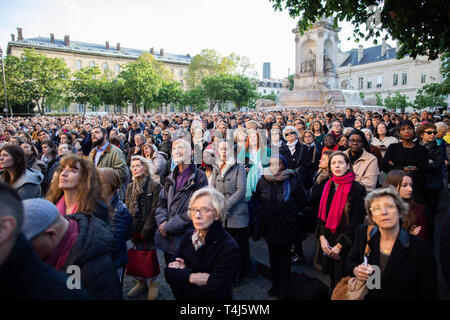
[192,230,206,251]
[286,140,298,155]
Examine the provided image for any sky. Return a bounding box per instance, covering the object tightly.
[0,0,395,79]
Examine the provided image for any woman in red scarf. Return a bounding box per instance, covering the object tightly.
[315,151,367,290]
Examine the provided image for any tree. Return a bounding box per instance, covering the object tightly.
[186,49,256,89]
[229,75,258,109]
[150,80,183,111]
[375,92,383,106]
[0,49,70,115]
[180,87,207,112]
[288,74,294,90]
[259,92,278,102]
[201,74,235,111]
[269,0,450,60]
[422,53,450,97]
[118,54,163,113]
[414,91,446,110]
[70,66,103,114]
[383,92,411,111]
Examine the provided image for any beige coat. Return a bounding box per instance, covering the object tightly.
[345,149,379,192]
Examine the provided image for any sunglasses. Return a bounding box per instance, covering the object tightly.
[285,132,296,136]
[424,131,437,135]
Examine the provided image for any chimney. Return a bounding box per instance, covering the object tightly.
[64,35,70,46]
[381,39,386,57]
[150,47,154,54]
[105,41,109,50]
[50,33,55,43]
[17,27,23,41]
[116,43,121,51]
[358,44,363,62]
[187,53,191,57]
[11,34,15,41]
[160,48,164,57]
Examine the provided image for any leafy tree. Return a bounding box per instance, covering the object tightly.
[118,54,163,113]
[201,74,236,111]
[288,74,294,90]
[383,92,411,111]
[422,53,450,97]
[375,92,383,105]
[150,80,183,111]
[229,75,258,109]
[259,92,278,102]
[186,49,256,89]
[0,49,70,115]
[414,90,446,110]
[269,0,450,60]
[70,66,103,114]
[180,87,207,112]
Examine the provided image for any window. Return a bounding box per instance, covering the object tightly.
[115,64,120,73]
[402,73,407,85]
[76,60,82,69]
[78,104,84,113]
[421,74,426,84]
[367,78,372,89]
[180,80,183,86]
[103,62,108,71]
[376,75,382,88]
[393,74,398,86]
[90,61,95,67]
[171,68,174,74]
[358,77,364,89]
[62,106,68,113]
[105,105,109,113]
[179,69,183,76]
[263,89,266,94]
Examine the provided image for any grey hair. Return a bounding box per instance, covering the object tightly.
[435,121,448,132]
[365,186,409,224]
[361,128,374,143]
[282,126,299,140]
[188,187,227,223]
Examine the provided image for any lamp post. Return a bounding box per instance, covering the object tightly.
[0,46,9,118]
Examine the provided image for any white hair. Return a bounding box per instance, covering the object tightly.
[188,187,227,223]
[282,126,299,140]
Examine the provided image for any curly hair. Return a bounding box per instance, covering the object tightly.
[45,154,104,214]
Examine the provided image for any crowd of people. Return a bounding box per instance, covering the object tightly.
[0,107,449,300]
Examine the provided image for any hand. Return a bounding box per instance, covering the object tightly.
[168,258,186,269]
[410,226,422,236]
[388,160,395,166]
[134,146,140,154]
[189,273,210,286]
[320,236,331,256]
[353,264,374,282]
[329,245,342,260]
[159,221,168,237]
[429,159,434,164]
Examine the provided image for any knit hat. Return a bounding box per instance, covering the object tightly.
[22,199,60,240]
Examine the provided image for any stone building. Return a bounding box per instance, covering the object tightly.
[6,27,192,113]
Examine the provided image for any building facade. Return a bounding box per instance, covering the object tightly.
[336,40,445,106]
[6,27,192,114]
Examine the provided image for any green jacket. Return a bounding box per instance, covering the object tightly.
[89,143,127,181]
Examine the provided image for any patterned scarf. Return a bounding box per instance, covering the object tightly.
[127,176,148,217]
[192,230,206,251]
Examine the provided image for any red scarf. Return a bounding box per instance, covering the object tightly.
[318,172,355,234]
[45,219,79,270]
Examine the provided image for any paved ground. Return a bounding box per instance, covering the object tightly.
[123,188,450,300]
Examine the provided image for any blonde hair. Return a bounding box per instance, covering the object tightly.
[365,186,409,225]
[130,155,154,179]
[188,187,227,223]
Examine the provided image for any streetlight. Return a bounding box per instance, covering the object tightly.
[0,46,9,118]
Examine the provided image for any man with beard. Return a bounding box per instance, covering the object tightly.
[88,127,127,182]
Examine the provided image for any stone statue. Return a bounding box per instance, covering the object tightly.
[302,49,316,73]
[323,54,335,73]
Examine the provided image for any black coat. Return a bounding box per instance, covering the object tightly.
[346,225,438,300]
[0,234,90,300]
[64,213,122,300]
[420,140,446,190]
[280,142,321,190]
[110,191,134,267]
[315,180,366,251]
[254,174,307,245]
[440,210,450,290]
[164,221,240,300]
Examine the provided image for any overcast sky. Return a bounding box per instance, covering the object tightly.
[0,0,395,79]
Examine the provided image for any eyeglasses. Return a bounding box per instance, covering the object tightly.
[370,204,397,214]
[424,131,437,135]
[285,132,296,136]
[189,207,215,216]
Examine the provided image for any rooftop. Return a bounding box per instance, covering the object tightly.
[340,44,399,67]
[8,35,192,65]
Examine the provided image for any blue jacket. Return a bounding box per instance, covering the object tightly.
[110,191,134,267]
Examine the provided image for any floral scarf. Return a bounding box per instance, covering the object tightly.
[192,230,206,251]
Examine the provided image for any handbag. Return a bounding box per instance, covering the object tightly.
[126,241,160,279]
[331,225,375,300]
